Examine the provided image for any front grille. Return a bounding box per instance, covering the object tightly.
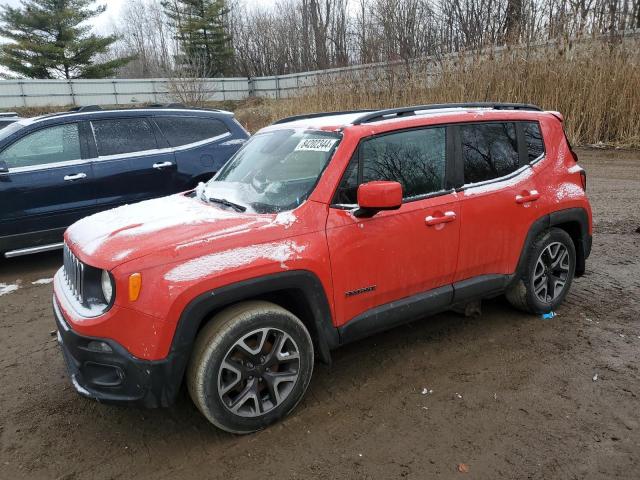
[63,243,85,303]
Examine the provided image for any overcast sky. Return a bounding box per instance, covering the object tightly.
[0,0,126,34]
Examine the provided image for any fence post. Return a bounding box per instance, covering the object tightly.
[221,79,226,101]
[247,77,255,98]
[112,80,119,105]
[68,80,76,106]
[18,80,27,107]
[275,75,280,99]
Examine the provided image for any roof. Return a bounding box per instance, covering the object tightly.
[29,107,234,125]
[268,103,547,131]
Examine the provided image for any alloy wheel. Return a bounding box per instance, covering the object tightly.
[533,242,571,303]
[217,328,300,417]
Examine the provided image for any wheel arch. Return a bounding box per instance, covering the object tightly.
[165,271,338,398]
[513,207,592,282]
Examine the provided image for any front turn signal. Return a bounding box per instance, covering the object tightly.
[129,273,142,302]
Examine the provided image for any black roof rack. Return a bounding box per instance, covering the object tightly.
[0,112,19,118]
[68,105,103,112]
[352,102,543,125]
[148,102,187,109]
[273,109,376,125]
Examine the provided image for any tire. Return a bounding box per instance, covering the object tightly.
[506,228,576,314]
[187,300,314,434]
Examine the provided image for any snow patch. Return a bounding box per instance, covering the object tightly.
[67,194,238,255]
[273,211,297,228]
[0,282,20,296]
[555,182,583,202]
[31,278,54,285]
[165,241,306,283]
[220,138,247,146]
[462,167,533,196]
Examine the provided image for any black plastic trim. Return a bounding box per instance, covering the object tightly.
[54,297,182,408]
[338,286,453,344]
[172,271,338,370]
[352,103,542,125]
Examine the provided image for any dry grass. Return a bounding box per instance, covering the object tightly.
[9,40,639,147]
[235,40,640,147]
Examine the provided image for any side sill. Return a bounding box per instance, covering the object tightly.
[338,285,453,345]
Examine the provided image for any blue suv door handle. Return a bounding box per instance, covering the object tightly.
[152,161,174,170]
[63,173,87,182]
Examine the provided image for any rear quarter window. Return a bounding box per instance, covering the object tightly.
[154,116,230,147]
[523,121,545,162]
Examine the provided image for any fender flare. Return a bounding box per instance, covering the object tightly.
[513,207,592,281]
[165,270,339,397]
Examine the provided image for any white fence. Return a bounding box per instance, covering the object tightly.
[1,30,638,109]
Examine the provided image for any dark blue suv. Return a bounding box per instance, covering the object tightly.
[0,106,249,258]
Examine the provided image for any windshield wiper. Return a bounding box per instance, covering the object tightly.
[208,197,247,212]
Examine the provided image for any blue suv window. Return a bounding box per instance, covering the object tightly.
[154,116,229,147]
[0,123,81,168]
[92,118,157,156]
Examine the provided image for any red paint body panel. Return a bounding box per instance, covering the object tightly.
[54,108,593,361]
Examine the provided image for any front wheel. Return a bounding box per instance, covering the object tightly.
[506,228,576,314]
[187,301,314,434]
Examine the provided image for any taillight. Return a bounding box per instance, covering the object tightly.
[580,171,587,191]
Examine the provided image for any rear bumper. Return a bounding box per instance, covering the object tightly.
[53,296,185,408]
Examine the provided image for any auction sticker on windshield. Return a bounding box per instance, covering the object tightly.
[294,138,338,152]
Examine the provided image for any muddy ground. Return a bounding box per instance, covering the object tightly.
[1,148,638,479]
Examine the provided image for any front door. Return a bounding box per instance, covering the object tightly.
[0,122,96,250]
[327,126,460,328]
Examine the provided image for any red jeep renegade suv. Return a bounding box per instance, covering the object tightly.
[53,103,592,433]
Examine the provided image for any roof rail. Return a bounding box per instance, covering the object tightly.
[148,102,187,109]
[273,109,376,125]
[351,102,543,125]
[68,105,103,112]
[0,112,19,118]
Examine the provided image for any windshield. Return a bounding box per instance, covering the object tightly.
[201,129,341,213]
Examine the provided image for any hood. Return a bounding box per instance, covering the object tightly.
[66,193,290,267]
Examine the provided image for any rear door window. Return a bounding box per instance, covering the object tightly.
[154,116,229,147]
[92,118,157,156]
[461,122,519,184]
[0,123,81,168]
[523,121,544,162]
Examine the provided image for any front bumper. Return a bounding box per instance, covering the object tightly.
[53,296,185,408]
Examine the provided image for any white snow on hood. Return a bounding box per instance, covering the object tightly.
[67,194,239,255]
[164,240,306,283]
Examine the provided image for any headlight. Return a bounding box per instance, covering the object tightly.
[101,270,114,303]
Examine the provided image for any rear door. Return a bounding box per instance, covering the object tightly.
[453,121,545,282]
[153,115,237,189]
[90,117,176,209]
[0,121,96,248]
[327,126,460,328]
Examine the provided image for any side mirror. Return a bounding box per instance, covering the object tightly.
[0,160,8,174]
[355,181,403,218]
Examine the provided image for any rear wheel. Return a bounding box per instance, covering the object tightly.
[506,228,576,314]
[187,301,314,434]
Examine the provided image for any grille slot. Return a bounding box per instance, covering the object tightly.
[63,243,85,303]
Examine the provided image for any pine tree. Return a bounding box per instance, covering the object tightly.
[162,0,233,76]
[0,0,132,79]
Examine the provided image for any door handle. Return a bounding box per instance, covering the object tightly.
[515,190,540,204]
[425,211,456,226]
[153,161,174,170]
[63,173,87,182]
